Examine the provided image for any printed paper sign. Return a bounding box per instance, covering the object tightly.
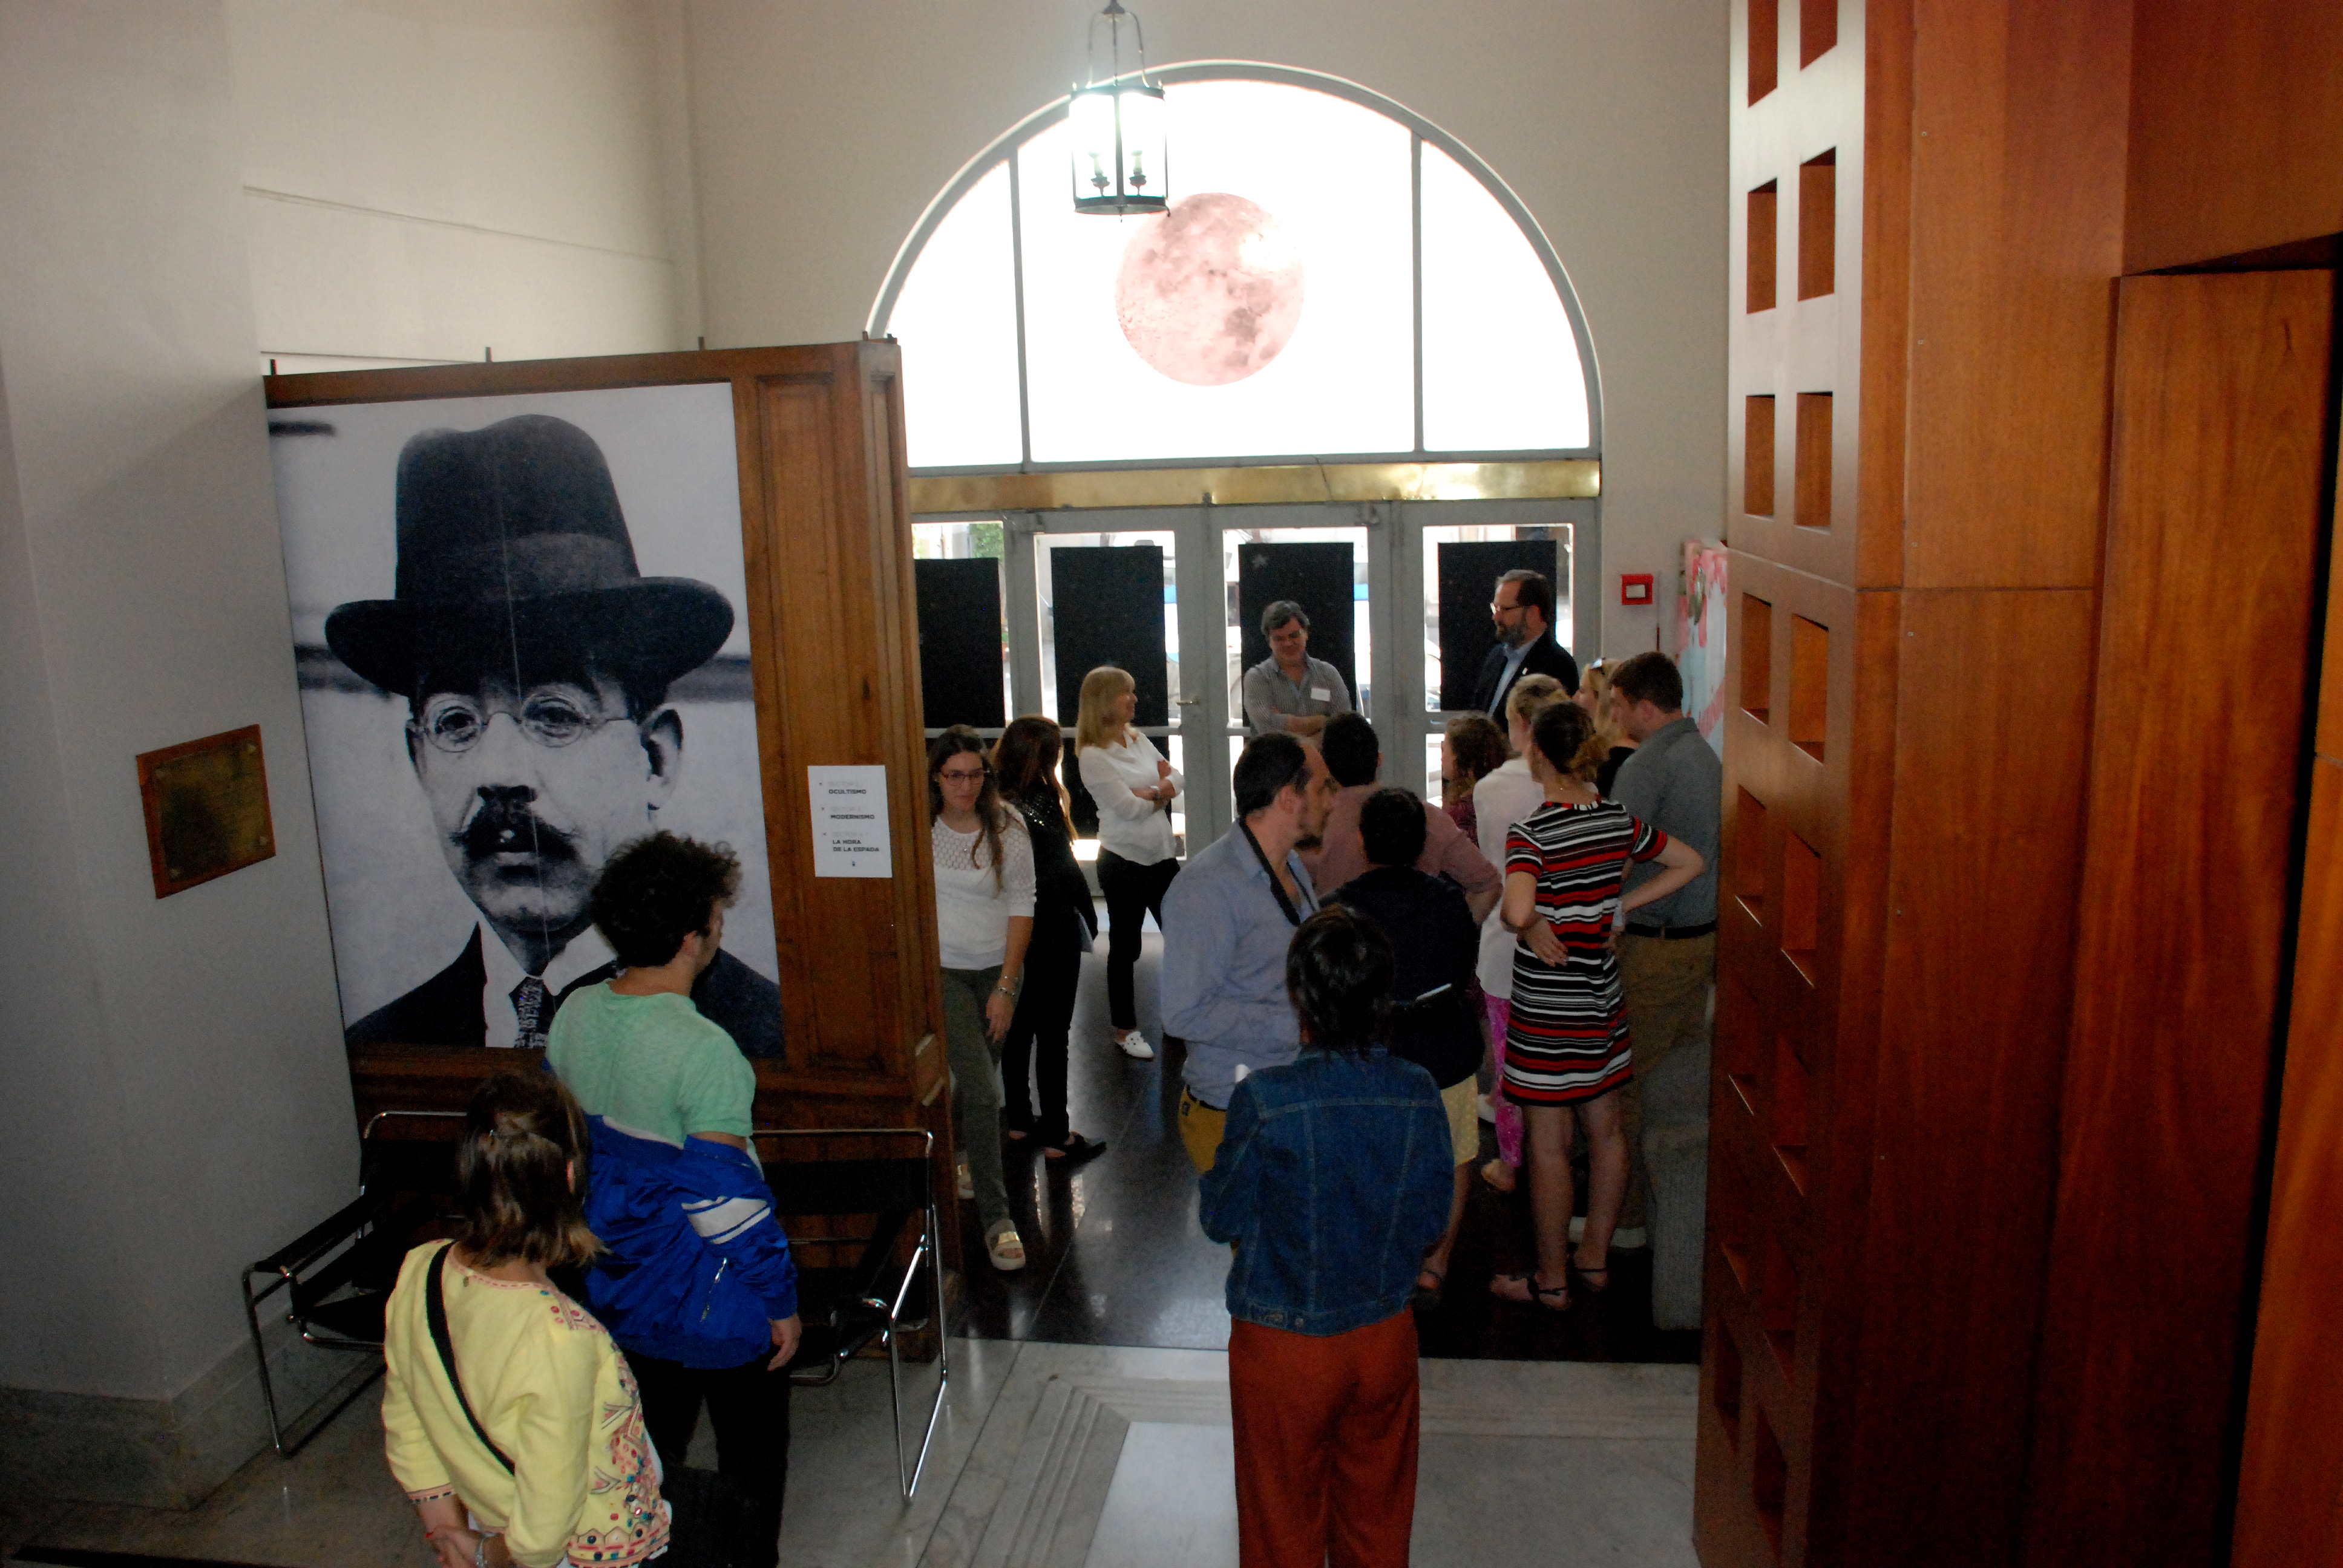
[808,765,892,877]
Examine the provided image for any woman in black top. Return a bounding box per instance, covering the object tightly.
[1327,788,1484,1304]
[993,717,1106,1160]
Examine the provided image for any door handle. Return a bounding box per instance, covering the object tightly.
[1175,697,1201,706]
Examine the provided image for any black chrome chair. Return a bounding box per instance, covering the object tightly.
[754,1126,946,1498]
[240,1109,462,1454]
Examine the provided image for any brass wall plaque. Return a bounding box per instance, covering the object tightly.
[137,725,275,897]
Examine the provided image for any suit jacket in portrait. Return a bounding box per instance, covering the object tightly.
[1469,630,1581,717]
[346,927,785,1060]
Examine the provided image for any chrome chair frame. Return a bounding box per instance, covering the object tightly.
[753,1126,947,1498]
[240,1109,464,1454]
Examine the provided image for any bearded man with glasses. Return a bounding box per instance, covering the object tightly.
[329,414,782,1058]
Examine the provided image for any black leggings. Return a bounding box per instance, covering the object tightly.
[1096,849,1180,1030]
[1003,926,1083,1143]
[625,1345,790,1568]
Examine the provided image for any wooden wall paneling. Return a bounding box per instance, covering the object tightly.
[1702,550,1871,1567]
[2021,271,2336,1568]
[1852,0,1910,590]
[1727,0,1864,591]
[1823,587,2096,1568]
[1898,0,2130,592]
[2125,0,2343,274]
[2232,759,2343,1567]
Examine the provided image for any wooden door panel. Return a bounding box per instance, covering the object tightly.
[2022,270,2335,1568]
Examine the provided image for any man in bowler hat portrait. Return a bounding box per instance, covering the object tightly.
[329,413,782,1057]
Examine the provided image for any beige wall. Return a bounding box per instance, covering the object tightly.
[0,0,359,1504]
[225,0,703,372]
[684,0,1728,656]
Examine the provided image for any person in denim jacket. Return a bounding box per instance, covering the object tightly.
[1198,906,1452,1568]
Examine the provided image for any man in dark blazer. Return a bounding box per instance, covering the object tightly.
[332,414,782,1059]
[1468,567,1581,717]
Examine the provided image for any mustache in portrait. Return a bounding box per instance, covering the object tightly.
[455,792,579,865]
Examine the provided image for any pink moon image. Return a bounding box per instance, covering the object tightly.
[1115,192,1305,387]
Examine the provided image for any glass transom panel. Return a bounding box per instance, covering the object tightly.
[881,74,1594,469]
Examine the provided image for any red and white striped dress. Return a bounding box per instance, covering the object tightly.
[1502,799,1668,1105]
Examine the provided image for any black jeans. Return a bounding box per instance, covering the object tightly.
[625,1346,791,1568]
[1096,849,1180,1030]
[1003,926,1083,1143]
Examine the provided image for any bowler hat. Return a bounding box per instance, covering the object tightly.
[325,414,734,698]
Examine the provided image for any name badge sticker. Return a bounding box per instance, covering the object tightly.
[1309,687,1331,702]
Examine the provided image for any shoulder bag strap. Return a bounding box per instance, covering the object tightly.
[1237,820,1306,929]
[426,1244,516,1475]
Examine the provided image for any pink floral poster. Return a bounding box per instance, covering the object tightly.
[1676,541,1729,758]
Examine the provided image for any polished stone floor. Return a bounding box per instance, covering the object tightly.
[2,1338,1699,1568]
[957,920,1702,1365]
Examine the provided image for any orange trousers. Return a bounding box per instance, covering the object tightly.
[1227,1310,1421,1568]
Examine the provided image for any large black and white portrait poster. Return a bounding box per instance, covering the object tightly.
[270,382,784,1059]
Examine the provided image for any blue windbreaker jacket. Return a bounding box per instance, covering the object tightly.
[580,1117,799,1370]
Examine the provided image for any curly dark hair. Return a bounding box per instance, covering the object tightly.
[589,831,741,969]
[1285,904,1394,1054]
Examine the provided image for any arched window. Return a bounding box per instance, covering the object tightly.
[873,65,1601,472]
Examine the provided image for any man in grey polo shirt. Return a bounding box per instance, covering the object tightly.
[1239,601,1352,737]
[1608,651,1722,1236]
[1161,732,1340,1172]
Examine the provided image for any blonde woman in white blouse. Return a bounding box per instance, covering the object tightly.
[1073,666,1182,1060]
[929,727,1035,1272]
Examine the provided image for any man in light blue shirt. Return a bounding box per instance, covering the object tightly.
[1162,733,1340,1171]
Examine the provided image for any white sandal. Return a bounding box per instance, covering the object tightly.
[986,1223,1027,1272]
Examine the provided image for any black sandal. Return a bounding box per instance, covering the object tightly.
[1042,1132,1107,1162]
[1490,1272,1571,1311]
[1570,1256,1611,1293]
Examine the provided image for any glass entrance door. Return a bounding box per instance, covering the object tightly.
[916,496,1599,861]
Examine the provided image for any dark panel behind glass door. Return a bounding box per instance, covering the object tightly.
[914,557,1006,730]
[1437,538,1561,711]
[1051,544,1170,727]
[1235,541,1357,727]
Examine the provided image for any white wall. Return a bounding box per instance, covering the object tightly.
[224,0,704,372]
[0,0,357,1502]
[683,0,1728,658]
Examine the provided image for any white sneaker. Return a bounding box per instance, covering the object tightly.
[955,1158,974,1200]
[1114,1028,1155,1060]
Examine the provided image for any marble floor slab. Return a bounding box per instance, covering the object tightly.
[4,1340,1697,1568]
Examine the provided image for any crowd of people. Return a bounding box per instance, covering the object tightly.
[923,569,1722,1566]
[371,569,1720,1568]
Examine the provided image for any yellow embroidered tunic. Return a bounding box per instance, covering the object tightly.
[382,1241,669,1567]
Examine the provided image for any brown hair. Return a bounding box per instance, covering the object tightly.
[927,725,1010,889]
[992,715,1072,825]
[1527,700,1603,785]
[1608,650,1685,713]
[1442,712,1507,789]
[455,1071,600,1270]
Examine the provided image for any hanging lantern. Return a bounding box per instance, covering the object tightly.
[1069,1,1167,217]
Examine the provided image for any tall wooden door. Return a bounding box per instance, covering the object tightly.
[2230,301,2343,1568]
[2021,270,2337,1567]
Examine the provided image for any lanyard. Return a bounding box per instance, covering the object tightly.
[1239,820,1308,929]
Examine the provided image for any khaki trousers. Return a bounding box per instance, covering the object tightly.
[1617,931,1715,1231]
[1178,1086,1227,1173]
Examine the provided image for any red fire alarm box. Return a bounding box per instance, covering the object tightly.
[1620,573,1654,606]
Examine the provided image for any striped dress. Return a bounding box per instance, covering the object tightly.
[1502,799,1668,1105]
